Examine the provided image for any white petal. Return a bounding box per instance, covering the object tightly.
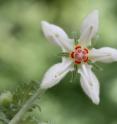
[40,59,73,89]
[79,10,99,47]
[41,21,74,52]
[78,64,100,105]
[89,47,117,63]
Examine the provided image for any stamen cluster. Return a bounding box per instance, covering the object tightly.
[70,45,89,64]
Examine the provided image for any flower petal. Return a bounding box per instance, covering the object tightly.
[41,21,74,52]
[40,59,73,89]
[78,64,100,105]
[79,10,99,47]
[89,47,117,63]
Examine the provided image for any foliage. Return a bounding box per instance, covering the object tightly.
[0,81,42,124]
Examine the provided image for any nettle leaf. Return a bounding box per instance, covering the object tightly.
[0,112,9,124]
[0,80,42,124]
[13,80,39,105]
[22,108,46,124]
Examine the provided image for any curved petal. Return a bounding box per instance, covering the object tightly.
[41,21,74,52]
[40,59,73,89]
[78,64,100,105]
[79,10,99,47]
[89,47,117,63]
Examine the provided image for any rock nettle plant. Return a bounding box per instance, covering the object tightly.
[0,10,117,124]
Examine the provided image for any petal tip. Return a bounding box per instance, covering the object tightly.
[41,21,49,28]
[92,96,100,105]
[92,9,99,16]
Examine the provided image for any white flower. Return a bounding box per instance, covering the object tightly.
[40,10,117,105]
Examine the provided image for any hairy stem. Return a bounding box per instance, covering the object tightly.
[9,88,45,124]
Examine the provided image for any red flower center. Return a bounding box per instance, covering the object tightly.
[70,45,89,64]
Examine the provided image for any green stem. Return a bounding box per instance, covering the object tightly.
[9,88,45,124]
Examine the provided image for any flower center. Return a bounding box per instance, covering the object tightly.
[70,45,89,64]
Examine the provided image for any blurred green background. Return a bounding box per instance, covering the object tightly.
[0,0,117,124]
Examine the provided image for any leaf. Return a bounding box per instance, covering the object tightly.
[0,81,40,122]
[0,112,9,124]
